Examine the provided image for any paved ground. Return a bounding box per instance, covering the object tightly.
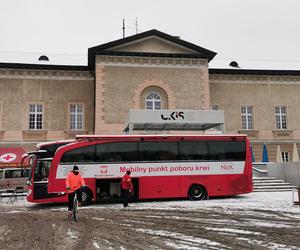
[1,196,300,250]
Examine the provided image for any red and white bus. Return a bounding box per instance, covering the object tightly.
[25,134,253,204]
[22,139,75,202]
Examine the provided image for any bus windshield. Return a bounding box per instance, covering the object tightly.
[34,159,52,182]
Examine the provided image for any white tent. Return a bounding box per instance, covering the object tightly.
[276,145,283,162]
[292,143,299,162]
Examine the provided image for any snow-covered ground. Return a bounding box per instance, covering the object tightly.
[1,191,300,249]
[1,191,300,214]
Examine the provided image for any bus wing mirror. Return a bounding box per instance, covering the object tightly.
[21,153,29,167]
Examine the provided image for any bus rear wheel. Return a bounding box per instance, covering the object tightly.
[188,184,207,201]
[81,187,92,206]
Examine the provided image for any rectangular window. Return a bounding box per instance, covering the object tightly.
[5,170,22,179]
[178,141,208,160]
[281,152,289,162]
[241,106,253,130]
[29,104,43,130]
[96,142,138,162]
[70,104,83,130]
[61,145,95,163]
[208,141,246,161]
[275,106,287,130]
[210,105,219,110]
[139,142,177,161]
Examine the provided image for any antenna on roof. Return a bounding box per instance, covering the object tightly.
[135,17,138,34]
[122,19,125,38]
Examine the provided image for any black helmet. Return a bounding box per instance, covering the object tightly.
[126,170,131,175]
[73,165,79,171]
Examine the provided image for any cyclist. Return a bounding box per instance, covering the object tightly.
[66,165,85,216]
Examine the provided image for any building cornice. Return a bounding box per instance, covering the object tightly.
[0,68,93,80]
[210,73,300,84]
[96,55,208,69]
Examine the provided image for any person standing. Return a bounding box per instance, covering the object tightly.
[121,170,133,208]
[66,165,86,216]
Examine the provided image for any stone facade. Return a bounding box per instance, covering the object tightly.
[209,73,300,160]
[0,68,94,150]
[94,55,209,134]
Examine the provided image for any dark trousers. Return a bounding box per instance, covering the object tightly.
[68,189,82,211]
[121,189,130,207]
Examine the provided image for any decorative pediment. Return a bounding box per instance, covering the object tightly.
[109,36,196,54]
[88,29,216,69]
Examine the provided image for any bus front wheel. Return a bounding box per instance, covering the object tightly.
[81,187,93,206]
[188,184,207,201]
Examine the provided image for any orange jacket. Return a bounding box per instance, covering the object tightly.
[121,173,133,191]
[66,171,85,193]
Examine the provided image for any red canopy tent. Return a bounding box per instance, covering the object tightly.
[0,147,29,168]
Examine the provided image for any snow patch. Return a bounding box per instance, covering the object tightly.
[237,237,291,249]
[205,227,264,236]
[93,242,100,249]
[67,228,77,239]
[136,228,225,248]
[92,217,105,221]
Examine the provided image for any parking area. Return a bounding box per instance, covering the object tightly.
[0,192,300,249]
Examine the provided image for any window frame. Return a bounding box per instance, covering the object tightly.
[281,151,289,162]
[241,105,253,130]
[145,92,162,110]
[210,104,219,111]
[69,103,84,131]
[28,103,44,130]
[275,106,287,130]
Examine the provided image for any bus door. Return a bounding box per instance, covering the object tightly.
[33,159,54,199]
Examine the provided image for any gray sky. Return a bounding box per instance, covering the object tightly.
[0,0,299,69]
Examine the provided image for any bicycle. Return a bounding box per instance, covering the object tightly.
[72,191,79,222]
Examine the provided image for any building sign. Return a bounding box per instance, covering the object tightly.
[124,109,225,132]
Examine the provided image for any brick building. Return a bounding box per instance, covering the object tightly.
[0,29,299,162]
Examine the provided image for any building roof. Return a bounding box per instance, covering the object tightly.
[209,58,300,75]
[209,68,300,76]
[88,29,217,70]
[0,62,88,71]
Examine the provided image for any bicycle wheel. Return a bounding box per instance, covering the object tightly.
[72,196,78,222]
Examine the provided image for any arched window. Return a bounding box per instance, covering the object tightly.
[145,92,162,110]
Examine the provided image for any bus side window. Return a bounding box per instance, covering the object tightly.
[14,170,22,178]
[5,170,22,178]
[0,170,3,179]
[5,170,13,179]
[96,142,138,162]
[22,169,29,178]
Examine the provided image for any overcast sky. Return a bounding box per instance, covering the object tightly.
[0,0,299,69]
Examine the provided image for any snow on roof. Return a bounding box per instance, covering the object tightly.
[209,58,300,71]
[0,51,86,66]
